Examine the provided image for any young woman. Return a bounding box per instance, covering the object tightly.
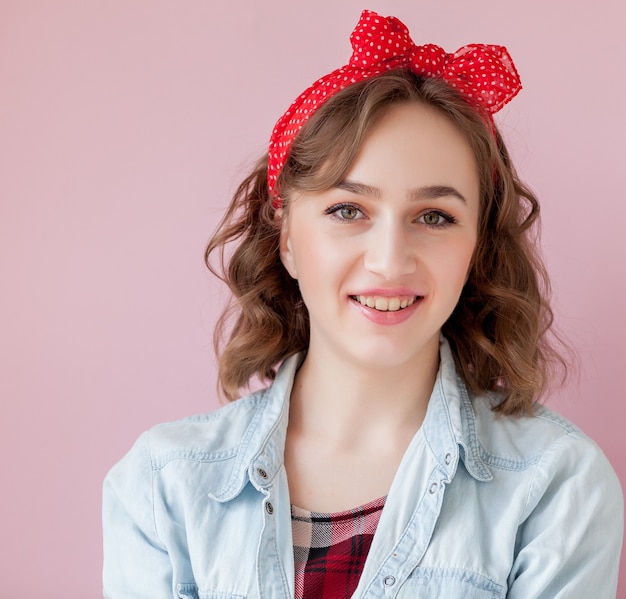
[103,10,623,598]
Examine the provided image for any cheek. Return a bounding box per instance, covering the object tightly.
[433,236,477,288]
[289,231,357,307]
[294,241,336,288]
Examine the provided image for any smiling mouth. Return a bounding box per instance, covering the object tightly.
[351,295,420,312]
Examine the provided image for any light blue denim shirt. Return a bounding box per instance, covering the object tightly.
[103,339,623,598]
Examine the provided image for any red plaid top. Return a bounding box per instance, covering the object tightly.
[291,496,386,599]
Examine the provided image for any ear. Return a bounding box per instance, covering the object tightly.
[278,209,298,279]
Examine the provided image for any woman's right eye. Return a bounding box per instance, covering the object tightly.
[324,203,364,221]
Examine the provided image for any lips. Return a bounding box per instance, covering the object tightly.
[349,292,422,325]
[352,295,417,312]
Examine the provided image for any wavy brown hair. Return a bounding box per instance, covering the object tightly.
[206,70,567,414]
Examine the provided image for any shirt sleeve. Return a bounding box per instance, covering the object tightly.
[507,431,624,599]
[102,431,174,598]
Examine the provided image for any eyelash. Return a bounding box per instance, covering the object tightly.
[324,203,457,228]
[419,210,457,229]
[324,203,364,222]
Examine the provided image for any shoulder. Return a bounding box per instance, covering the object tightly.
[139,353,301,467]
[473,394,584,459]
[471,394,622,498]
[105,354,300,499]
[152,391,267,450]
[107,387,270,484]
[143,388,271,468]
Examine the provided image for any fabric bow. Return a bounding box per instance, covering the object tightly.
[267,10,522,203]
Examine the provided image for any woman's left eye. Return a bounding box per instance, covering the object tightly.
[417,210,456,228]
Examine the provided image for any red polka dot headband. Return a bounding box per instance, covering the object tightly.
[267,9,522,205]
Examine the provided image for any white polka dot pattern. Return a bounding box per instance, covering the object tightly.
[267,10,522,205]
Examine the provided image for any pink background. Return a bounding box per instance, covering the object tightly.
[1,0,624,596]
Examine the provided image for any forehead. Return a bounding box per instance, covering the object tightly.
[344,102,479,197]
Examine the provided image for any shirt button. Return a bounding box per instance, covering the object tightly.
[429,482,439,494]
[444,453,452,465]
[383,575,396,586]
[257,468,268,479]
[265,501,274,515]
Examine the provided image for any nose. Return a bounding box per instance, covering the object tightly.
[362,217,417,279]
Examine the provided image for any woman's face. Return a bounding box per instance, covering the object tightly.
[279,101,480,371]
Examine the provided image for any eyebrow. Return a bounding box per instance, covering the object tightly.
[336,180,467,204]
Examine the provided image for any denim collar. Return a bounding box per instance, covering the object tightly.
[209,338,492,503]
[422,338,493,482]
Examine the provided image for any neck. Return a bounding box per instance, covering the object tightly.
[289,338,440,447]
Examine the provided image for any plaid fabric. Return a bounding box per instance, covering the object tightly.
[291,496,386,599]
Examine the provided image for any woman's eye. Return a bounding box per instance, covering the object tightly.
[325,203,364,221]
[339,206,359,220]
[418,210,455,227]
[423,212,442,225]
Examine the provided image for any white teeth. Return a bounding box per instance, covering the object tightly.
[388,298,400,311]
[356,295,417,311]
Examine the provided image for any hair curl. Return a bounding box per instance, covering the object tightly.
[206,71,567,414]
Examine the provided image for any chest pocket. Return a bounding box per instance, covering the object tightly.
[397,567,504,598]
[177,584,245,599]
